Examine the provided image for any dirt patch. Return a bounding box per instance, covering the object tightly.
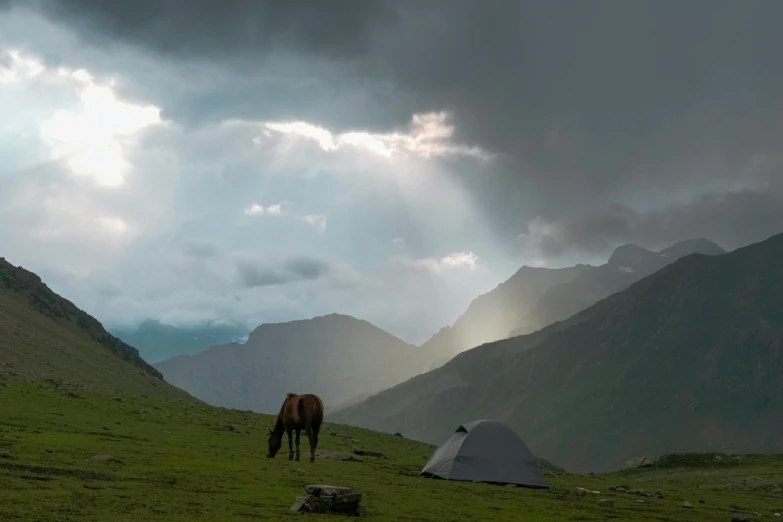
[0,462,116,481]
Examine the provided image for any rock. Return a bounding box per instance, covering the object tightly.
[574,487,587,496]
[598,499,614,508]
[773,513,780,517]
[291,485,364,516]
[393,432,403,438]
[731,515,751,522]
[683,502,693,509]
[90,454,117,462]
[608,485,619,491]
[650,491,664,499]
[634,499,646,504]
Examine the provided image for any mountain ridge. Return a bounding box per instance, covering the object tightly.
[154,313,422,414]
[0,257,191,399]
[331,232,782,472]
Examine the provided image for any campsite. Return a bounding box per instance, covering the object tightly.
[2,381,781,521]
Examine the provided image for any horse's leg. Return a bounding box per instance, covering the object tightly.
[312,428,319,462]
[286,428,293,460]
[294,430,301,461]
[305,427,315,463]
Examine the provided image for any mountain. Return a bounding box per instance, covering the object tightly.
[508,238,726,337]
[153,313,421,413]
[418,265,593,370]
[331,232,783,472]
[113,319,249,364]
[0,257,190,399]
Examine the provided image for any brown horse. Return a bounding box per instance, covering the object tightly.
[266,392,324,462]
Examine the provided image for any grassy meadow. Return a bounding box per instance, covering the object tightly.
[1,380,781,521]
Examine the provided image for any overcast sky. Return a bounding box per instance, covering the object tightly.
[1,0,782,343]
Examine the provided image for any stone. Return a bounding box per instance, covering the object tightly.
[608,485,619,491]
[683,502,693,509]
[650,491,664,499]
[291,485,365,516]
[730,515,751,522]
[598,499,614,508]
[0,451,14,459]
[634,499,646,504]
[393,433,403,438]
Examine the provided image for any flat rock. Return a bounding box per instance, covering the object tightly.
[598,499,614,508]
[731,515,752,522]
[683,502,693,509]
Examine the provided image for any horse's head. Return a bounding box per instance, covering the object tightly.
[266,428,282,458]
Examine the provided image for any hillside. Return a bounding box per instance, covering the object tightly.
[154,313,422,413]
[509,238,726,337]
[0,258,189,399]
[2,380,781,521]
[419,239,724,371]
[332,232,783,472]
[112,319,248,364]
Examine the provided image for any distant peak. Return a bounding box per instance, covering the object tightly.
[658,238,726,258]
[607,244,654,266]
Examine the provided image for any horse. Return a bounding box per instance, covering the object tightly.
[266,392,324,463]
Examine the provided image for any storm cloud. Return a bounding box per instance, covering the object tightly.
[1,0,782,341]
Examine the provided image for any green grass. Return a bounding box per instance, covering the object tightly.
[1,381,781,521]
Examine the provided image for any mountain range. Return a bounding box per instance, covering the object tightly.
[112,319,249,364]
[331,232,783,472]
[419,238,726,369]
[0,257,190,400]
[153,313,422,413]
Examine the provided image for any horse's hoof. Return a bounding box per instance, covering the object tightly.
[310,457,315,463]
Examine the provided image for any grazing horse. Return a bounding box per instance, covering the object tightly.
[266,392,323,463]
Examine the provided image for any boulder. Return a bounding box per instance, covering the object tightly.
[290,485,365,516]
[683,502,693,509]
[598,499,614,508]
[730,515,751,522]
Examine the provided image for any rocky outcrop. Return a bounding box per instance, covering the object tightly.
[290,485,365,516]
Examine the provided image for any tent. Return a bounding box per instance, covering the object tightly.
[420,420,549,489]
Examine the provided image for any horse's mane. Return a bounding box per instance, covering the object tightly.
[285,392,297,399]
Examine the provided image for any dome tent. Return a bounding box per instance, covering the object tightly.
[421,420,549,488]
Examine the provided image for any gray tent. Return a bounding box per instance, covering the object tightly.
[421,420,548,489]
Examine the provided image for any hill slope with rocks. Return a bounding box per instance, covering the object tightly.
[0,257,190,399]
[332,233,783,472]
[113,319,249,364]
[154,313,422,413]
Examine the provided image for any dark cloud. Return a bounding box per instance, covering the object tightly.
[521,179,783,259]
[16,0,783,254]
[235,256,331,289]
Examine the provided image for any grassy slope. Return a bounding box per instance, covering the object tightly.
[1,381,781,522]
[0,290,191,401]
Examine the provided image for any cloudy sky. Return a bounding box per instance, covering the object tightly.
[1,0,782,343]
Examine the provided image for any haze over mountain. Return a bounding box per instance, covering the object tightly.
[332,232,783,472]
[0,257,191,400]
[112,320,249,364]
[420,238,725,369]
[154,313,421,413]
